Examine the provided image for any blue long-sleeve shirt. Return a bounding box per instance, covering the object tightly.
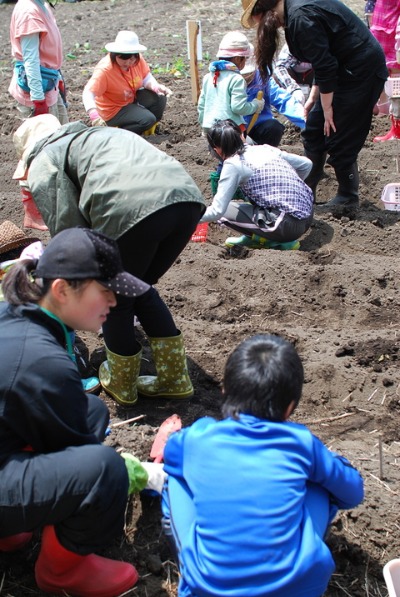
[244,69,306,130]
[164,414,364,597]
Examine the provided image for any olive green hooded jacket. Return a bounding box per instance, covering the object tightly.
[27,122,205,238]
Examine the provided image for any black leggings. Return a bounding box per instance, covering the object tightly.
[102,202,203,355]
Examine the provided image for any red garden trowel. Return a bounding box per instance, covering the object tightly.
[150,414,182,463]
[191,222,208,243]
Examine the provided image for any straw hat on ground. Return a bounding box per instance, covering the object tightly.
[0,220,40,256]
[105,31,147,54]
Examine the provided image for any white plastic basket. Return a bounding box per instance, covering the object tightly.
[384,77,400,98]
[381,183,400,211]
[383,559,400,597]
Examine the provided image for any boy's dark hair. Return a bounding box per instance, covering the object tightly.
[207,119,245,159]
[221,334,303,421]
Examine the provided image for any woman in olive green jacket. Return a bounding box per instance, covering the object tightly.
[13,115,206,406]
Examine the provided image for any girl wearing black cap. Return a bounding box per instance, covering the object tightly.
[0,227,164,597]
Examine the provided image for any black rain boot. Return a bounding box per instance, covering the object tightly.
[304,152,327,202]
[324,163,359,207]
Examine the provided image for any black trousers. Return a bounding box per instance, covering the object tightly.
[102,202,203,355]
[249,119,285,147]
[0,397,129,554]
[302,74,385,170]
[106,89,167,134]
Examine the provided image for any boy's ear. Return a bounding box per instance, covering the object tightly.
[283,400,296,421]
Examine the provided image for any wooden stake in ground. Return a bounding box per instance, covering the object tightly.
[187,20,201,105]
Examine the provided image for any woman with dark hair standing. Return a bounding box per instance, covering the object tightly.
[82,30,171,134]
[241,0,388,207]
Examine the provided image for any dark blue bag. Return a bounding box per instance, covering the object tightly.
[14,61,60,93]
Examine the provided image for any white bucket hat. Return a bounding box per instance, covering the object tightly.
[105,31,147,54]
[240,43,256,75]
[12,114,61,180]
[216,31,251,58]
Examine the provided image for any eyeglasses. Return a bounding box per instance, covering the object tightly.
[117,53,139,60]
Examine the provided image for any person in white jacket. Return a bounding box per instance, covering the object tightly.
[201,119,313,250]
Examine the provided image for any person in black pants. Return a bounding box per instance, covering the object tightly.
[241,0,388,207]
[0,228,162,597]
[12,115,206,406]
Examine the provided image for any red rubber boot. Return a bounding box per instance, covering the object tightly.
[373,115,400,142]
[0,532,33,551]
[20,187,48,231]
[35,526,139,597]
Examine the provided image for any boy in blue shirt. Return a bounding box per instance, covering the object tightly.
[242,46,306,147]
[162,334,364,597]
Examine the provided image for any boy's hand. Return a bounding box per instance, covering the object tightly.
[254,98,265,113]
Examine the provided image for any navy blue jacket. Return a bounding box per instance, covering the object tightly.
[0,302,99,464]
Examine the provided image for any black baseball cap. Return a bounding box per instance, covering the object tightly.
[34,228,150,298]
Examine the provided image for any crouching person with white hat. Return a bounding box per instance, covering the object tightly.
[0,227,162,596]
[82,30,172,135]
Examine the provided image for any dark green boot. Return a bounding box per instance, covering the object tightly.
[99,346,142,406]
[137,331,193,399]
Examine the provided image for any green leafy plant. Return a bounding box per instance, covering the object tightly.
[151,56,189,78]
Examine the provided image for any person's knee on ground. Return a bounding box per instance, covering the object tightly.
[249,119,285,147]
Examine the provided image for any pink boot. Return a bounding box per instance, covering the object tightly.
[373,115,400,142]
[21,187,48,231]
[0,532,33,551]
[35,525,139,597]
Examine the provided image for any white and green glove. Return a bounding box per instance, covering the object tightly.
[121,453,166,495]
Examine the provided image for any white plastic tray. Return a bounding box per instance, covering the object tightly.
[381,183,400,211]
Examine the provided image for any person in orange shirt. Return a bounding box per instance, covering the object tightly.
[82,30,172,135]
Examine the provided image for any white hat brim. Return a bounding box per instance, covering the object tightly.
[105,42,147,53]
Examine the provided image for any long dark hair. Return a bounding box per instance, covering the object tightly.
[253,0,282,79]
[2,260,88,306]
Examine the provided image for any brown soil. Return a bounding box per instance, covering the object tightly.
[0,1,400,595]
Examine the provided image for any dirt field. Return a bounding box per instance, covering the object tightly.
[0,0,400,595]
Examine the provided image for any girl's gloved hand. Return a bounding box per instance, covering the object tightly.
[88,109,106,127]
[141,462,167,494]
[33,99,48,116]
[121,453,149,495]
[152,83,173,97]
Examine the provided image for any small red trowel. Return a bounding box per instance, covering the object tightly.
[191,222,208,242]
[150,414,182,463]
